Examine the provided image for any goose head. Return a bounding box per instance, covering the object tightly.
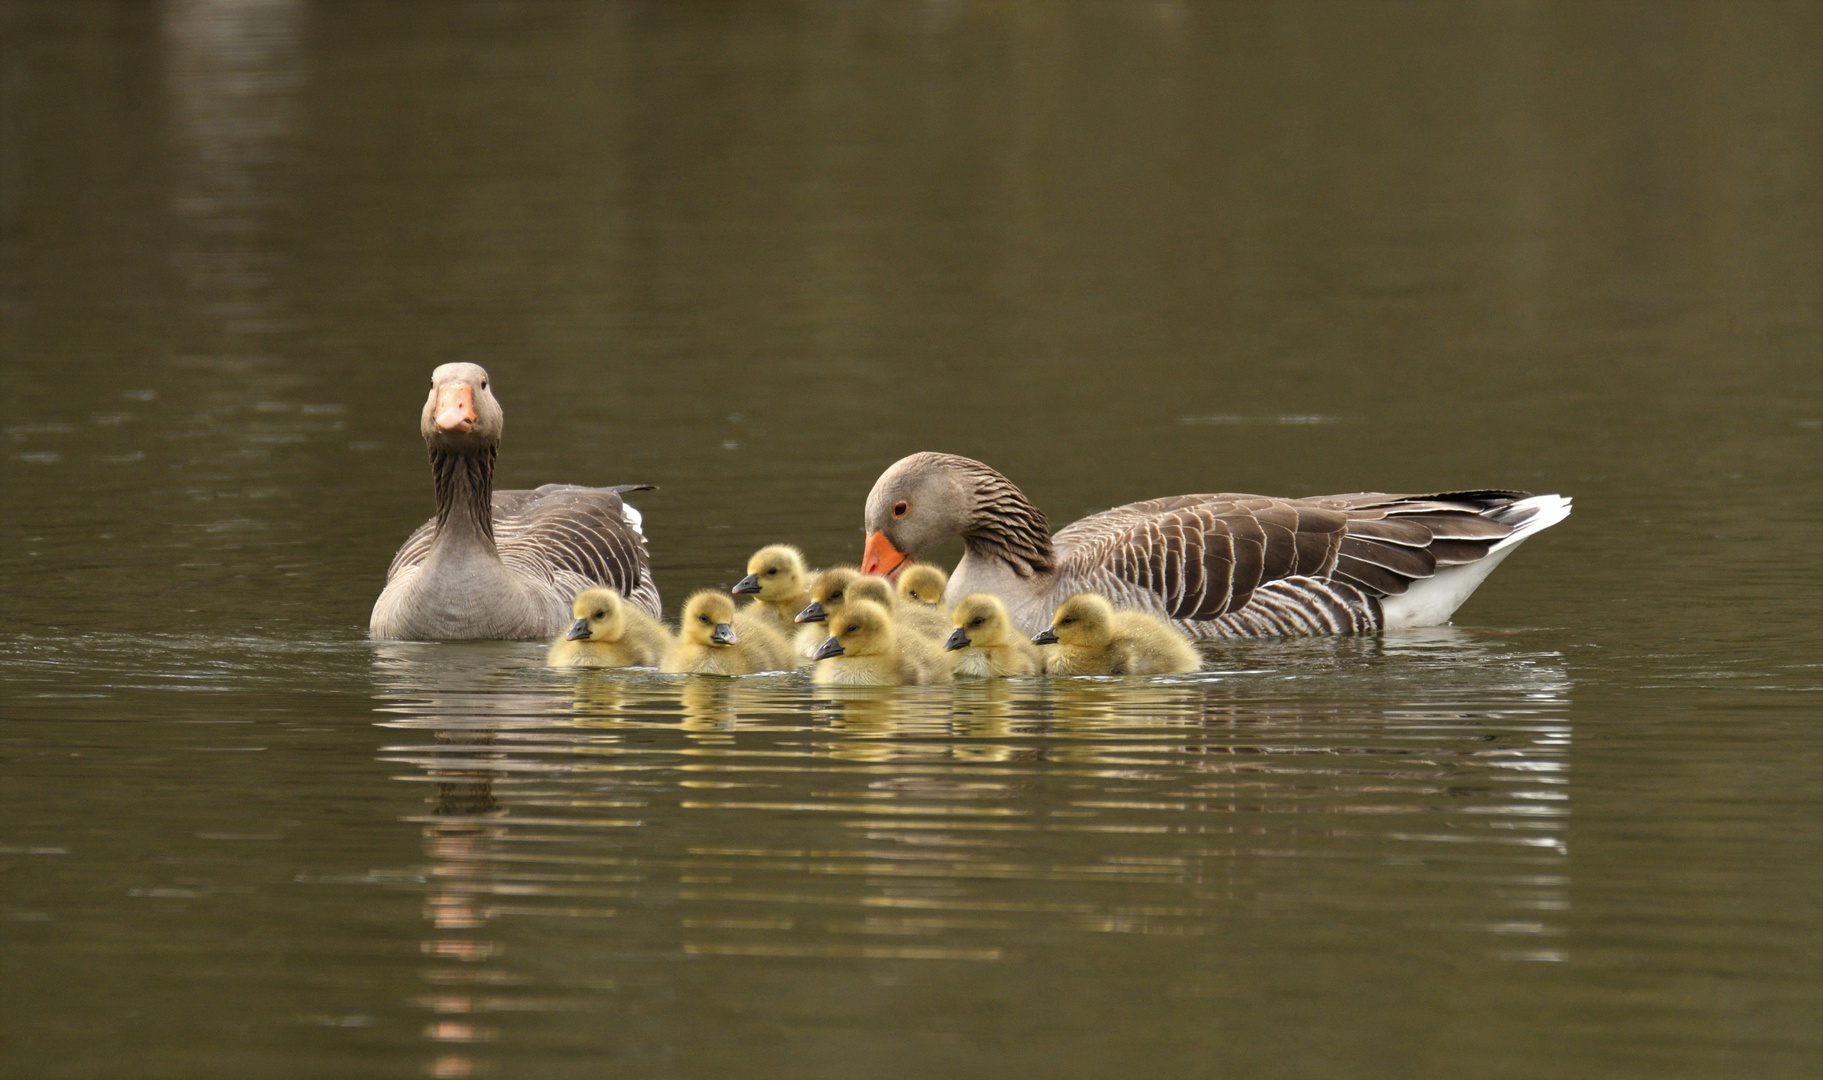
[566,588,627,643]
[897,563,948,607]
[421,363,504,453]
[1033,593,1116,649]
[732,544,808,602]
[861,453,975,579]
[680,590,739,648]
[945,593,1014,652]
[796,566,860,624]
[811,599,895,662]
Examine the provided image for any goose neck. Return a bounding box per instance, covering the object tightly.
[429,443,498,554]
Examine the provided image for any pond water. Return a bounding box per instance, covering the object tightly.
[1,3,1818,1078]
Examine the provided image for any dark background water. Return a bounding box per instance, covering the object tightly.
[1,3,1818,1078]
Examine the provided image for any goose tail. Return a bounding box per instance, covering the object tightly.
[1379,494,1571,629]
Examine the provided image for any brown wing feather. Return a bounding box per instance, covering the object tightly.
[1056,489,1532,623]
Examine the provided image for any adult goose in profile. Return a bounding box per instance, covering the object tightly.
[859,452,1570,640]
[370,363,660,640]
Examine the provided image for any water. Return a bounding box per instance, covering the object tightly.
[2,3,1818,1077]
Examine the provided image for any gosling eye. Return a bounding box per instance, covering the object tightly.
[765,568,777,576]
[592,610,605,619]
[830,592,843,603]
[1061,617,1076,625]
[892,501,908,518]
[969,618,985,627]
[698,615,710,624]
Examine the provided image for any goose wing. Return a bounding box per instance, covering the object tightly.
[386,484,661,617]
[1053,491,1525,623]
[496,484,661,617]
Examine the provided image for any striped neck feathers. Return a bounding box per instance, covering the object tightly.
[958,461,1055,577]
[430,443,497,548]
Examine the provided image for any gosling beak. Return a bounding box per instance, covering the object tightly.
[434,383,477,433]
[943,628,970,652]
[811,636,845,661]
[565,618,592,641]
[710,623,738,646]
[731,574,762,595]
[794,601,826,624]
[861,531,910,580]
[1032,627,1059,646]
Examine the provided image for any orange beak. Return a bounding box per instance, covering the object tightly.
[434,384,476,433]
[862,531,909,579]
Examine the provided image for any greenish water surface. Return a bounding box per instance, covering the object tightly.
[1,3,1818,1078]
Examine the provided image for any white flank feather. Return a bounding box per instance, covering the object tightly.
[1380,494,1571,629]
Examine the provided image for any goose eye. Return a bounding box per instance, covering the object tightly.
[479,379,488,390]
[892,501,908,518]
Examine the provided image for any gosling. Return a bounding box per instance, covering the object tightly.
[896,563,949,609]
[662,590,796,676]
[731,544,814,634]
[547,587,674,668]
[1033,593,1201,676]
[943,593,1043,677]
[792,566,861,660]
[811,599,950,686]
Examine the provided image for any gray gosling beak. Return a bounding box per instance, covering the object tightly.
[710,623,738,646]
[565,618,592,641]
[1032,627,1059,646]
[811,636,845,661]
[943,628,970,652]
[794,601,826,624]
[731,574,762,595]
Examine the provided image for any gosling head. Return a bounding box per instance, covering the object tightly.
[420,362,504,452]
[944,593,1013,652]
[1033,593,1116,649]
[811,599,895,662]
[845,575,895,610]
[897,563,948,607]
[566,588,627,643]
[680,590,740,648]
[732,544,808,601]
[796,566,861,624]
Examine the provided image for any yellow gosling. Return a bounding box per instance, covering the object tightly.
[662,590,796,676]
[1034,593,1201,676]
[731,544,814,634]
[896,563,949,608]
[811,600,949,686]
[850,574,951,644]
[943,593,1043,677]
[548,588,674,668]
[792,566,860,661]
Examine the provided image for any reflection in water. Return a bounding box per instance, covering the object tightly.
[372,634,1572,1064]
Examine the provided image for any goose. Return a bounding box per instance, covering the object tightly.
[944,593,1044,677]
[662,590,796,676]
[371,364,659,640]
[860,452,1570,639]
[896,563,949,609]
[1034,593,1201,675]
[546,588,673,668]
[811,600,950,686]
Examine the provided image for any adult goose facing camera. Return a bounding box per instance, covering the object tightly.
[860,452,1570,640]
[370,363,660,640]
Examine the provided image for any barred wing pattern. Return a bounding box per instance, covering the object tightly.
[1052,491,1526,638]
[385,483,660,618]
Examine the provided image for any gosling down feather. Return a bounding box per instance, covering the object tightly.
[1035,593,1200,675]
[812,599,950,686]
[663,590,796,676]
[732,544,815,635]
[860,452,1570,639]
[371,364,659,641]
[547,588,674,668]
[944,593,1044,678]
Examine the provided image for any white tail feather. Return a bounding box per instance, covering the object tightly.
[1380,494,1570,629]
